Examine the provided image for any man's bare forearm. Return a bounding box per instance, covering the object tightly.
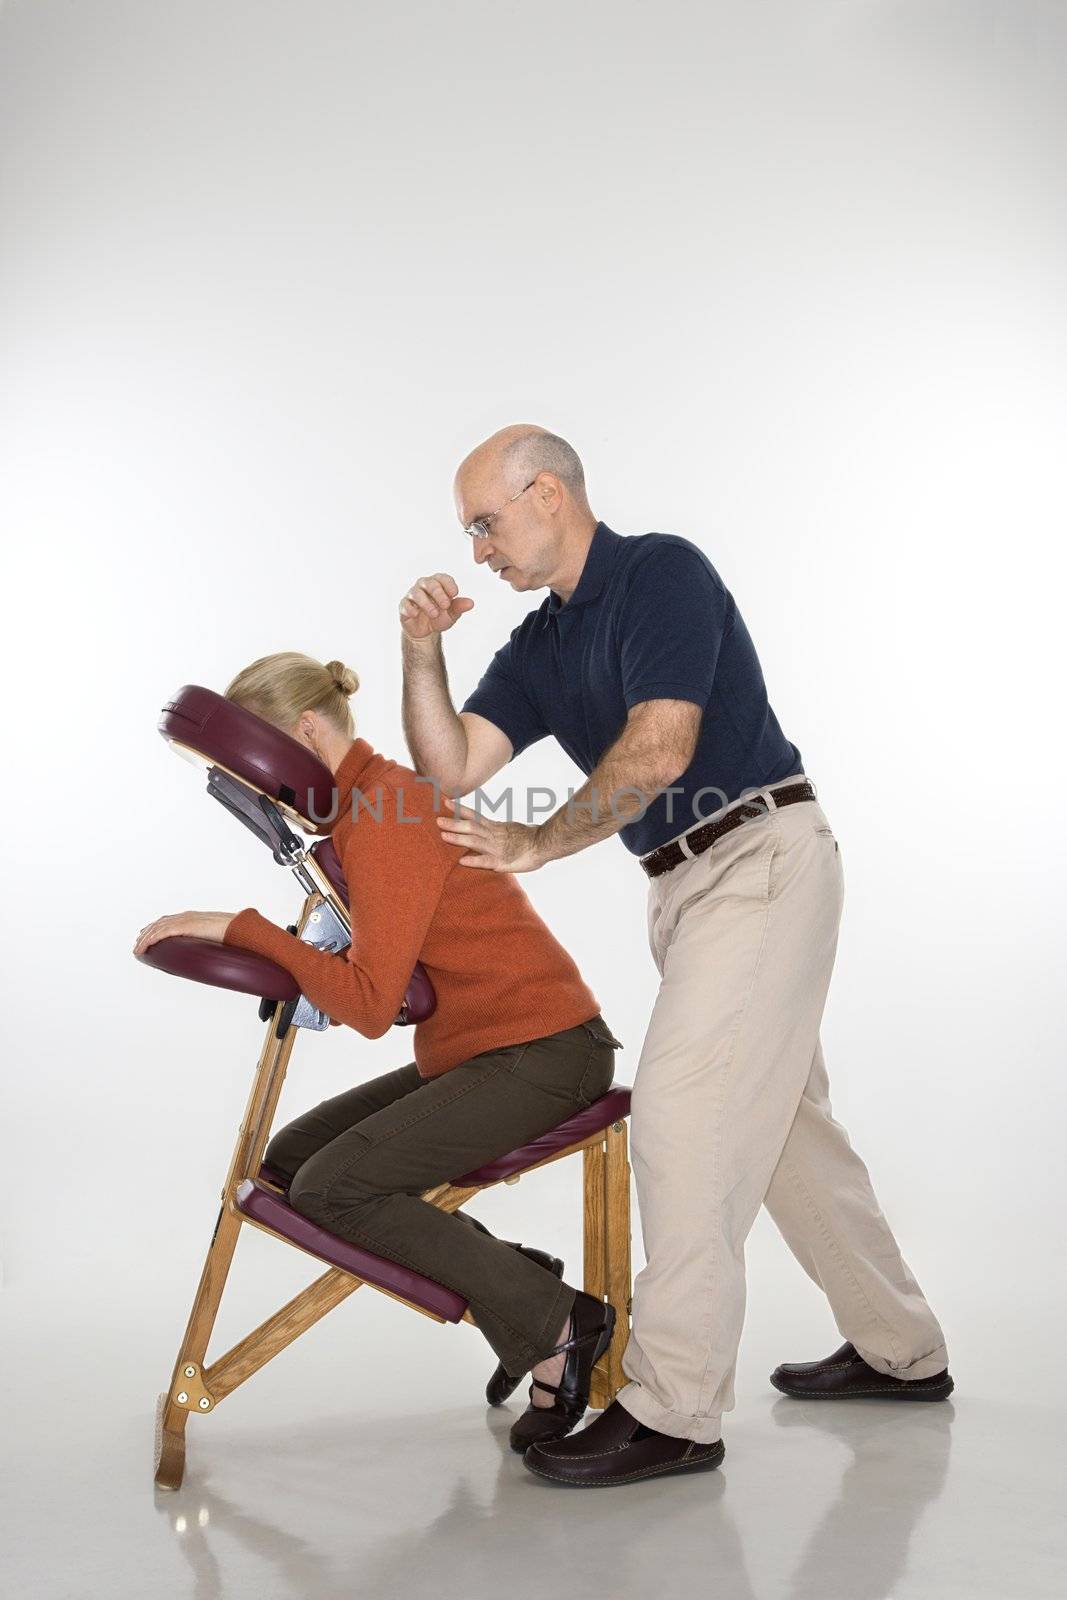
[526,700,699,864]
[534,729,676,864]
[400,634,467,790]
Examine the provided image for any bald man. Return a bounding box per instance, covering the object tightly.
[399,426,952,1488]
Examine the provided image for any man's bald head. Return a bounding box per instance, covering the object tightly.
[453,423,597,598]
[455,424,589,510]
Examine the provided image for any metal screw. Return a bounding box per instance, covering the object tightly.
[176,1391,188,1404]
[198,1398,210,1410]
[184,1366,196,1378]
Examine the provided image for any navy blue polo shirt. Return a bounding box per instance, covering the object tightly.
[460,521,803,857]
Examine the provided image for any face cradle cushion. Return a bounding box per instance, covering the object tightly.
[159,683,339,834]
[146,683,436,1025]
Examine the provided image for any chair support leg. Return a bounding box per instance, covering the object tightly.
[205,1267,362,1400]
[154,998,301,1489]
[583,1120,632,1408]
[583,1138,610,1409]
[602,1119,632,1400]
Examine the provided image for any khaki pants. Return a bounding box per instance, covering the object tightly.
[616,774,950,1444]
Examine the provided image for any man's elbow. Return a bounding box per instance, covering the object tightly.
[651,745,698,791]
[411,753,467,797]
[613,754,691,802]
[624,702,701,792]
[650,760,683,790]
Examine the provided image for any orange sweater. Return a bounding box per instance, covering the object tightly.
[223,737,601,1077]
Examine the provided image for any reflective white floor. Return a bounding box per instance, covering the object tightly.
[3,1270,1062,1600]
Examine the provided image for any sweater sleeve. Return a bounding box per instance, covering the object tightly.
[223,784,453,1037]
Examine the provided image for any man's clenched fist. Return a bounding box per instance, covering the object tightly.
[399,573,474,640]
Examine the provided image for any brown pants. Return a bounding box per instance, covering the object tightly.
[264,1013,622,1377]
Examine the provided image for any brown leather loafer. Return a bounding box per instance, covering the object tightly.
[485,1245,565,1407]
[508,1290,616,1453]
[523,1399,725,1486]
[770,1340,954,1401]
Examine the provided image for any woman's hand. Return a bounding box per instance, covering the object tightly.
[133,911,236,957]
[435,796,547,873]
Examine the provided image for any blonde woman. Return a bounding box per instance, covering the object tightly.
[133,651,623,1454]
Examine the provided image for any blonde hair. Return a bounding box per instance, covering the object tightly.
[224,651,360,738]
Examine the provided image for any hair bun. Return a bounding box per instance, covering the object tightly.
[325,659,359,697]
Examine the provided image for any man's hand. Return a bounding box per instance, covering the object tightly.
[399,573,474,641]
[436,796,547,873]
[434,700,703,873]
[133,911,235,956]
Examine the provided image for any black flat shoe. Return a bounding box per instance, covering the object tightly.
[523,1399,725,1487]
[485,1245,565,1406]
[770,1340,954,1401]
[508,1290,616,1453]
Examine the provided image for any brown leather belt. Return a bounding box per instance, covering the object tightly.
[639,780,818,879]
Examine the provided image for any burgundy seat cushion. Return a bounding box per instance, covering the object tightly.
[234,1179,468,1321]
[258,1085,632,1196]
[453,1087,632,1185]
[160,684,338,834]
[136,935,299,1002]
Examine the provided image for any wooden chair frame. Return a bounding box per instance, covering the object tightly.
[153,891,632,1490]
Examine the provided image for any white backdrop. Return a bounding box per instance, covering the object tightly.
[1,0,1064,1580]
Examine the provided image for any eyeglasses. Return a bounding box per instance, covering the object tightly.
[462,479,537,540]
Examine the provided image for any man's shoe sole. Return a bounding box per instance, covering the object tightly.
[523,1437,725,1486]
[770,1371,954,1402]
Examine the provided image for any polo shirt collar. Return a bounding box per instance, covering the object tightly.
[543,521,621,627]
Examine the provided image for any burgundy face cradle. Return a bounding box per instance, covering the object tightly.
[158,682,339,834]
[142,683,436,1025]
